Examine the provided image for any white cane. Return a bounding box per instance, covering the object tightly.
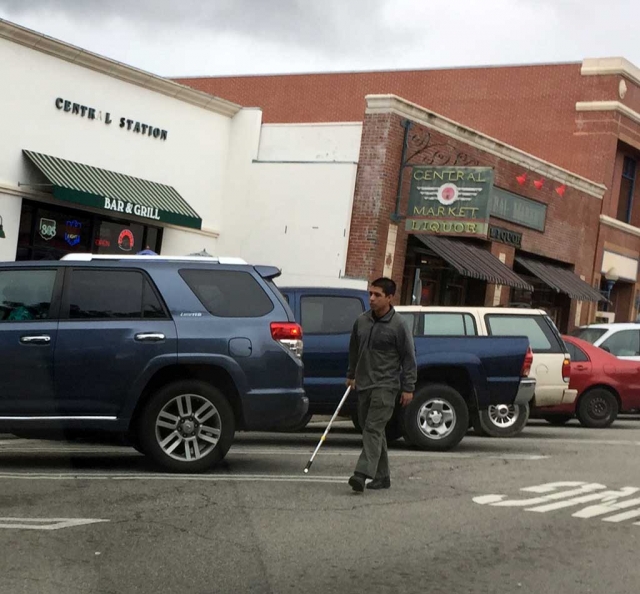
[303,386,352,474]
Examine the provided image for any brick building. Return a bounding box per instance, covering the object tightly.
[178,57,640,327]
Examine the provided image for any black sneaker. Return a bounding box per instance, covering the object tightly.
[366,477,391,490]
[348,473,366,492]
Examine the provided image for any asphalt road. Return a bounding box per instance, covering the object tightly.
[1,418,640,594]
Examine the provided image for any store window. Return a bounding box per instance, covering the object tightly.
[617,156,637,224]
[93,220,145,255]
[16,200,162,261]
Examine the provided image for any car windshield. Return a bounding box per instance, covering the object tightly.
[573,327,608,344]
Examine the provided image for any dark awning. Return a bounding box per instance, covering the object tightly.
[416,235,534,291]
[23,150,202,230]
[515,256,606,302]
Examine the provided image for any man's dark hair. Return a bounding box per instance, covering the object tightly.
[371,277,396,297]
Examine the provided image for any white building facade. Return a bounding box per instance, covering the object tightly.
[0,19,364,289]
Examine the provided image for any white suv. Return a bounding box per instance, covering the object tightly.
[572,323,640,360]
[395,306,575,437]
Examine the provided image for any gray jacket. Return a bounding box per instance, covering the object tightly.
[347,307,417,393]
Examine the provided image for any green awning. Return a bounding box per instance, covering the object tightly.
[23,150,202,230]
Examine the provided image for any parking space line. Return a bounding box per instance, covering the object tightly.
[0,472,349,484]
[229,449,549,460]
[0,517,109,530]
[0,444,549,461]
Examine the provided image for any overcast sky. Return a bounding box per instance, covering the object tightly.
[0,0,637,77]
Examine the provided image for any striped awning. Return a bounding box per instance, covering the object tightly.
[515,257,606,302]
[23,150,202,230]
[416,234,534,291]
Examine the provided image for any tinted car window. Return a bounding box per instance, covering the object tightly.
[566,342,589,362]
[67,270,163,320]
[600,330,640,357]
[143,280,168,319]
[573,327,608,344]
[485,314,562,353]
[180,269,274,318]
[0,269,57,321]
[300,296,363,334]
[422,313,477,336]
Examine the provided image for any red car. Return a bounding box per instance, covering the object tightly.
[536,335,640,428]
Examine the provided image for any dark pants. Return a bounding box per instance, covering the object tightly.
[354,388,397,479]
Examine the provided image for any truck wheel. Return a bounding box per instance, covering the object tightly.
[576,388,619,428]
[401,384,469,451]
[474,403,529,438]
[139,380,235,473]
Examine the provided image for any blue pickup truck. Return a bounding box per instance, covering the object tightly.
[280,287,534,451]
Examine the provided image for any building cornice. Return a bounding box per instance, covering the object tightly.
[600,214,640,238]
[0,18,242,118]
[365,95,606,199]
[576,100,640,126]
[581,58,640,88]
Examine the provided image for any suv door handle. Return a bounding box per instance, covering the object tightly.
[20,335,51,345]
[576,364,587,371]
[135,333,166,342]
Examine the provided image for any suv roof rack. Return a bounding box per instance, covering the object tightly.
[61,254,248,265]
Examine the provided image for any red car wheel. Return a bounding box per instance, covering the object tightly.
[576,388,619,429]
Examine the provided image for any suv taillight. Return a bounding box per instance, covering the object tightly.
[562,356,571,383]
[271,322,304,358]
[521,347,533,377]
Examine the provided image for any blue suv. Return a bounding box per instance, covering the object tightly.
[0,254,307,472]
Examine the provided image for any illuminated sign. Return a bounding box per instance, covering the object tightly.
[118,229,135,252]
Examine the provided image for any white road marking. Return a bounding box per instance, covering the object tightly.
[0,472,349,484]
[576,497,640,520]
[474,481,640,528]
[528,487,639,513]
[0,443,549,461]
[518,438,640,447]
[0,517,109,530]
[475,483,606,508]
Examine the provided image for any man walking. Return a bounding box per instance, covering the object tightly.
[346,277,417,492]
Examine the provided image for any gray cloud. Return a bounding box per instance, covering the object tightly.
[0,0,404,56]
[0,0,637,76]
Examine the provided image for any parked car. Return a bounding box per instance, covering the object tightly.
[535,335,640,428]
[280,287,535,451]
[395,306,575,438]
[0,254,308,472]
[572,323,640,361]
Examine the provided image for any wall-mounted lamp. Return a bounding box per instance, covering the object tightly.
[0,216,5,239]
[602,267,619,311]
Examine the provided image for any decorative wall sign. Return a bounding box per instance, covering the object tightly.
[406,166,494,237]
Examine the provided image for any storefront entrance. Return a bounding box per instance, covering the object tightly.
[16,199,162,261]
[402,251,487,306]
[510,270,571,331]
